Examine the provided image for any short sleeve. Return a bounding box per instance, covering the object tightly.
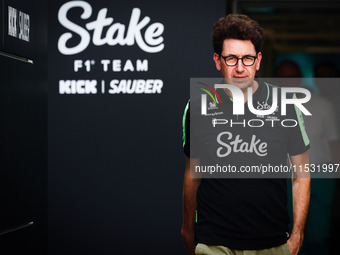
[182,101,190,157]
[182,100,200,158]
[287,94,310,156]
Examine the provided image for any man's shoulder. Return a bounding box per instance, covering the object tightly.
[258,80,300,101]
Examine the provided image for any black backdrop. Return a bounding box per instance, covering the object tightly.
[48,0,225,254]
[0,0,47,253]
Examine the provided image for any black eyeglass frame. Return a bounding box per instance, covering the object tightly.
[219,54,258,66]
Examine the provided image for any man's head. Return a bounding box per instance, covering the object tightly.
[212,14,264,90]
[275,60,302,79]
[275,60,304,94]
[314,61,340,99]
[314,61,339,78]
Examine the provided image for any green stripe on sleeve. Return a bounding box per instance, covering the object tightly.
[293,94,310,146]
[264,82,270,103]
[182,101,190,147]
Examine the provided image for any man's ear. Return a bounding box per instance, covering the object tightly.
[256,52,262,71]
[213,53,222,71]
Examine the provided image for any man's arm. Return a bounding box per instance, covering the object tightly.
[181,157,201,255]
[287,151,311,255]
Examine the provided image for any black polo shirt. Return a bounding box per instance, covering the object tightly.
[182,79,310,249]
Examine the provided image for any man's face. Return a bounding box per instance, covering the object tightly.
[213,39,262,91]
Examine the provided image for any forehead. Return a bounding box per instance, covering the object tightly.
[222,39,256,55]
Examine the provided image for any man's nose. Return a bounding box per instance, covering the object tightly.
[235,59,246,72]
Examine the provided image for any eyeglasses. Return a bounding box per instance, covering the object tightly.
[220,55,258,66]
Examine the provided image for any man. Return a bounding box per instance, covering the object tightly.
[181,14,310,255]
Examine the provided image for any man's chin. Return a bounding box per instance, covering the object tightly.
[225,77,253,88]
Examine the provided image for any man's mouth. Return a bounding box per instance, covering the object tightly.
[232,76,249,82]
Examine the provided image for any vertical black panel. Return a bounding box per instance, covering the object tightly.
[0,0,47,254]
[48,0,225,254]
[0,0,3,48]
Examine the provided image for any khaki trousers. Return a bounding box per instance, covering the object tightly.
[195,243,291,255]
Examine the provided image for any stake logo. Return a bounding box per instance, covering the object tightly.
[217,131,267,157]
[58,1,165,55]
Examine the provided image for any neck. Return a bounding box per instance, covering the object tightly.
[223,80,259,103]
